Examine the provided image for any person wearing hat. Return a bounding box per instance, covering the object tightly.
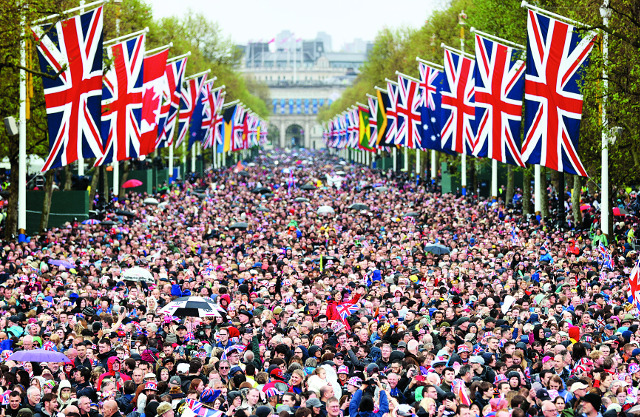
[156,402,174,417]
[305,398,325,417]
[577,393,602,417]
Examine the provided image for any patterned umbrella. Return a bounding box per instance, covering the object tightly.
[157,296,225,318]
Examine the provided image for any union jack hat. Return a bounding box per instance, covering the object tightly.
[457,345,470,353]
[629,363,640,374]
[144,382,157,391]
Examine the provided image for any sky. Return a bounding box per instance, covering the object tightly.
[150,0,445,50]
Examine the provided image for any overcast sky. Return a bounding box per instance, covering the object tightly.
[150,0,444,50]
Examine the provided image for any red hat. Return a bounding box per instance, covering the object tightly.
[228,326,240,338]
[270,368,284,380]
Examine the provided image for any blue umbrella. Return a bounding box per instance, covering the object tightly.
[81,219,100,225]
[8,349,70,363]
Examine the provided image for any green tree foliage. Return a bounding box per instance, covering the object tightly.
[324,0,640,190]
[0,0,268,238]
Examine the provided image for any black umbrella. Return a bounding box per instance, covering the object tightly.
[251,187,271,194]
[229,222,249,229]
[101,220,116,226]
[300,184,317,190]
[115,210,136,218]
[239,171,250,177]
[263,193,274,199]
[294,197,310,203]
[350,203,369,211]
[424,244,451,255]
[157,296,225,318]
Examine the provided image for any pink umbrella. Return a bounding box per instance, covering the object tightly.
[122,179,143,188]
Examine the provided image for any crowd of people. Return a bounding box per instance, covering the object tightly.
[0,149,639,417]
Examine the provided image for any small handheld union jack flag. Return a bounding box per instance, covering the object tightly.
[629,259,640,312]
[337,303,359,323]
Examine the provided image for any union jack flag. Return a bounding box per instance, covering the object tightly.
[337,302,359,323]
[231,105,246,151]
[395,75,422,149]
[452,379,472,406]
[1,390,9,405]
[187,79,213,150]
[511,225,520,245]
[598,241,613,269]
[212,90,226,153]
[383,81,399,146]
[139,48,169,157]
[176,74,208,148]
[346,109,359,148]
[32,7,105,172]
[97,34,146,166]
[367,95,379,148]
[473,34,526,166]
[521,9,596,176]
[157,57,188,148]
[200,82,215,149]
[629,259,640,311]
[441,48,475,155]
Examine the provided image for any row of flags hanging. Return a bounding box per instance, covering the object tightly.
[323,6,596,177]
[31,3,267,173]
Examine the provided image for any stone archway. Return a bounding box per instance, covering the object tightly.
[267,125,280,148]
[285,124,305,148]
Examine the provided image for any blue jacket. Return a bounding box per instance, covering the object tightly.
[349,389,389,417]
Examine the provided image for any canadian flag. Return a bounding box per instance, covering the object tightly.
[139,49,169,157]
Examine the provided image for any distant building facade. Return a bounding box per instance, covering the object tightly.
[237,33,372,149]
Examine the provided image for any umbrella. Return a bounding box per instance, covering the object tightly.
[229,222,249,229]
[580,204,591,211]
[157,296,226,318]
[48,259,75,269]
[81,219,100,225]
[8,349,70,363]
[402,212,420,217]
[424,243,451,255]
[300,184,316,190]
[350,203,369,211]
[122,179,143,189]
[262,193,274,199]
[251,187,271,194]
[115,209,136,218]
[238,171,250,177]
[374,187,389,192]
[144,197,159,205]
[294,197,310,203]
[122,266,154,283]
[362,185,373,190]
[256,207,270,212]
[613,207,630,216]
[317,206,335,215]
[335,171,346,175]
[101,220,116,226]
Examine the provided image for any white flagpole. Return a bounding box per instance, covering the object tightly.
[601,0,610,235]
[403,147,408,171]
[459,11,468,196]
[392,147,397,171]
[492,159,498,201]
[416,149,421,178]
[77,0,86,177]
[431,150,437,184]
[18,11,27,239]
[535,165,541,213]
[168,145,174,181]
